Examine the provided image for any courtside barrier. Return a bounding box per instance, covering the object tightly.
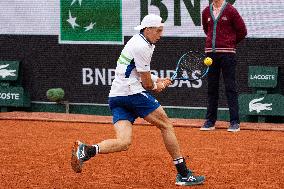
[0,61,30,112]
[239,66,284,122]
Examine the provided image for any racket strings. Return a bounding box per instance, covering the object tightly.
[176,52,206,79]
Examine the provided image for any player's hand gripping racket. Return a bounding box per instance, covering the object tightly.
[171,51,210,81]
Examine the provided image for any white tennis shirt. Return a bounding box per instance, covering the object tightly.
[109,34,156,97]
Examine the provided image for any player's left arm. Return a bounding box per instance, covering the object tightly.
[156,77,172,88]
[232,7,247,44]
[151,74,171,87]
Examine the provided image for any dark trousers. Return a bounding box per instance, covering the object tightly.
[205,53,240,123]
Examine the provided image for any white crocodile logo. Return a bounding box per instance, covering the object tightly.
[249,97,272,113]
[0,64,16,78]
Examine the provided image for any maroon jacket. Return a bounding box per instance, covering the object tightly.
[202,2,247,53]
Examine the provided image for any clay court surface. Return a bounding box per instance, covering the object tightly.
[0,112,283,189]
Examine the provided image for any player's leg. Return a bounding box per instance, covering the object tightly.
[96,95,136,153]
[143,106,205,186]
[71,120,133,173]
[144,106,181,159]
[97,120,133,153]
[132,92,181,159]
[71,95,135,173]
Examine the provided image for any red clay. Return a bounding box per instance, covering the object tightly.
[0,114,283,188]
[0,112,283,131]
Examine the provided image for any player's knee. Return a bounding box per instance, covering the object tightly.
[119,138,132,151]
[157,121,174,131]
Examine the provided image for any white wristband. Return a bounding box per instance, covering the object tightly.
[152,82,157,90]
[151,74,158,83]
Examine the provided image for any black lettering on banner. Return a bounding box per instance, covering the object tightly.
[140,0,236,27]
[174,0,201,26]
[140,0,201,26]
[140,0,168,22]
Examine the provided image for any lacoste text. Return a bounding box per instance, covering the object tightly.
[0,93,20,100]
[250,75,275,80]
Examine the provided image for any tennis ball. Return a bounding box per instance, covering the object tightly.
[204,57,213,66]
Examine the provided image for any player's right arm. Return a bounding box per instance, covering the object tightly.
[131,38,171,93]
[140,72,171,93]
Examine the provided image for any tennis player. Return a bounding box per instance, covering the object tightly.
[71,14,205,186]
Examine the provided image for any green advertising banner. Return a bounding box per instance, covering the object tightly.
[0,86,28,107]
[0,61,19,81]
[239,94,284,116]
[60,0,123,44]
[248,66,278,88]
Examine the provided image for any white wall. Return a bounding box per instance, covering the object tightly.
[0,0,283,38]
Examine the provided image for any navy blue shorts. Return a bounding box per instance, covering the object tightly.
[108,92,160,124]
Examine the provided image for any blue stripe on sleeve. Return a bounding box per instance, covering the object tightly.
[125,59,136,78]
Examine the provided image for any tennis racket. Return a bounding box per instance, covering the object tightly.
[171,51,210,81]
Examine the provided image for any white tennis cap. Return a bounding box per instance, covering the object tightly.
[134,14,164,30]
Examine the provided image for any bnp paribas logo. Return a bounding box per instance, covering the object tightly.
[59,0,123,44]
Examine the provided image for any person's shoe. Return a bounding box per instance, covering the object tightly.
[71,140,91,173]
[227,121,240,132]
[175,170,205,186]
[200,120,215,131]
